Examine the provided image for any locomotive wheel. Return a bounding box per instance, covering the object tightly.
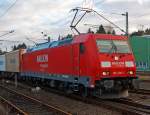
[64,84,73,95]
[58,82,64,91]
[49,80,55,87]
[79,85,88,97]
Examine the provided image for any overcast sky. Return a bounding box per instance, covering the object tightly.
[0,0,150,51]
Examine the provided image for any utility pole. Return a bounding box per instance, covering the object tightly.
[122,12,128,36]
[126,12,129,37]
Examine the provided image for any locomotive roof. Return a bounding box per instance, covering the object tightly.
[27,38,73,52]
[27,34,127,52]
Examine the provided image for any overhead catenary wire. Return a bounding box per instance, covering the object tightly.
[0,30,20,43]
[70,7,126,34]
[24,36,38,46]
[0,30,14,38]
[93,9,126,33]
[0,0,18,19]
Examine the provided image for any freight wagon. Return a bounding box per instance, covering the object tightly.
[0,55,6,72]
[129,36,150,72]
[0,49,26,78]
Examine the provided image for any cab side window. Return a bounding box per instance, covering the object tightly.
[80,43,85,54]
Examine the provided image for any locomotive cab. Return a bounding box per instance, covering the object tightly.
[75,33,137,98]
[94,34,137,98]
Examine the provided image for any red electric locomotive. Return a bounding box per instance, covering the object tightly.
[21,33,137,98]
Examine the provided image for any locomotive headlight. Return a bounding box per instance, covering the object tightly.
[102,71,110,76]
[125,61,134,67]
[102,72,107,76]
[101,61,111,67]
[128,71,134,75]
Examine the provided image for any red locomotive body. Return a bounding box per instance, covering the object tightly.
[21,33,136,98]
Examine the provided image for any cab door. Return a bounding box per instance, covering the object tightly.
[72,44,80,76]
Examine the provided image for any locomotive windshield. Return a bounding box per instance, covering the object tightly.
[96,40,131,53]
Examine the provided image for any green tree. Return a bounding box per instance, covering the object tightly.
[66,34,72,38]
[130,28,150,36]
[21,43,27,49]
[130,30,144,36]
[107,31,111,34]
[87,28,94,33]
[13,45,17,51]
[112,30,116,35]
[62,34,73,40]
[145,28,150,34]
[0,49,7,55]
[96,25,106,34]
[12,43,27,51]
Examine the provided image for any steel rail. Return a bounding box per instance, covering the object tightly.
[39,85,150,115]
[0,95,28,115]
[112,98,150,114]
[130,89,150,95]
[0,84,72,115]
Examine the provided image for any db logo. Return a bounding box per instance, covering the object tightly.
[37,54,48,62]
[112,62,124,66]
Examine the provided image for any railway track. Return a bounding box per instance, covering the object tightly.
[111,98,150,115]
[0,84,71,115]
[0,95,28,115]
[137,71,150,76]
[34,86,150,115]
[63,93,150,115]
[38,83,150,115]
[85,96,150,115]
[1,79,150,115]
[26,85,150,115]
[130,89,150,95]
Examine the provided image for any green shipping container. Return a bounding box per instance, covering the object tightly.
[129,36,150,72]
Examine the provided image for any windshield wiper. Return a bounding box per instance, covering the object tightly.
[109,41,117,53]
